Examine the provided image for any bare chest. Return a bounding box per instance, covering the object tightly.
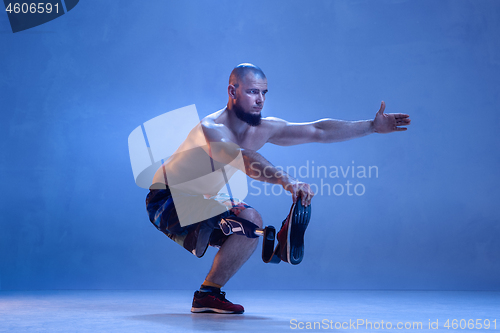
[231,128,269,151]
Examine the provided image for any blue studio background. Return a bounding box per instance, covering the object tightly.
[1,0,499,291]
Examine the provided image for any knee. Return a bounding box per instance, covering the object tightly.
[239,208,263,229]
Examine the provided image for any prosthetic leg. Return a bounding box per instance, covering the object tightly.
[219,198,312,265]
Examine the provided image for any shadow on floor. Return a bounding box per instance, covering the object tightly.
[128,313,289,331]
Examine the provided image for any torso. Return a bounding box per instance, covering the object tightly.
[151,108,275,195]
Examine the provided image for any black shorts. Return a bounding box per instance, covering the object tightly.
[145,186,251,258]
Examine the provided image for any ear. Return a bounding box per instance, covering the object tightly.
[228,84,237,99]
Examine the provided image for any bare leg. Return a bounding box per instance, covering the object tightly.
[204,208,263,286]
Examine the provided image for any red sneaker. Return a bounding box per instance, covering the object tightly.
[276,198,311,265]
[191,291,244,314]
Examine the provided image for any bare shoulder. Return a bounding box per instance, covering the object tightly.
[261,116,288,126]
[263,116,319,146]
[260,116,289,141]
[201,109,233,143]
[201,108,225,126]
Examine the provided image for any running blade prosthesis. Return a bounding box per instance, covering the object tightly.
[262,197,312,265]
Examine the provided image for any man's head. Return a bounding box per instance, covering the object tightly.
[227,63,268,126]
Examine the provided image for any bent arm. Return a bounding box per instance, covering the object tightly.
[201,120,291,185]
[242,149,313,205]
[207,138,314,204]
[241,149,291,186]
[201,122,313,204]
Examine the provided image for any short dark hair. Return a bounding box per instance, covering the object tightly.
[229,63,266,88]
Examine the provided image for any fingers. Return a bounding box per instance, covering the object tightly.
[391,113,411,129]
[297,185,314,207]
[286,182,314,206]
[395,118,411,125]
[377,101,386,115]
[393,115,410,131]
[303,190,314,206]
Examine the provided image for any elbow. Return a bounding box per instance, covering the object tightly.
[314,127,329,143]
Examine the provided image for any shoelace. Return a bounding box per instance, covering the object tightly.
[214,291,229,303]
[200,290,230,303]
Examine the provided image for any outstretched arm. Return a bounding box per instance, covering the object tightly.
[268,101,411,146]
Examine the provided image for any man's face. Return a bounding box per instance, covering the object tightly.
[233,73,268,126]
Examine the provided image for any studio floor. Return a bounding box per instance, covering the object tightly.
[0,290,498,332]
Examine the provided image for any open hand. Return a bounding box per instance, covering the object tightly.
[373,101,411,133]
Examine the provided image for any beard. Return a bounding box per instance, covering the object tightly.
[233,103,262,126]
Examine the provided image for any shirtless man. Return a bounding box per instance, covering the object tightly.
[145,63,410,314]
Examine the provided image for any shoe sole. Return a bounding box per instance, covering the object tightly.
[191,307,244,314]
[286,198,311,265]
